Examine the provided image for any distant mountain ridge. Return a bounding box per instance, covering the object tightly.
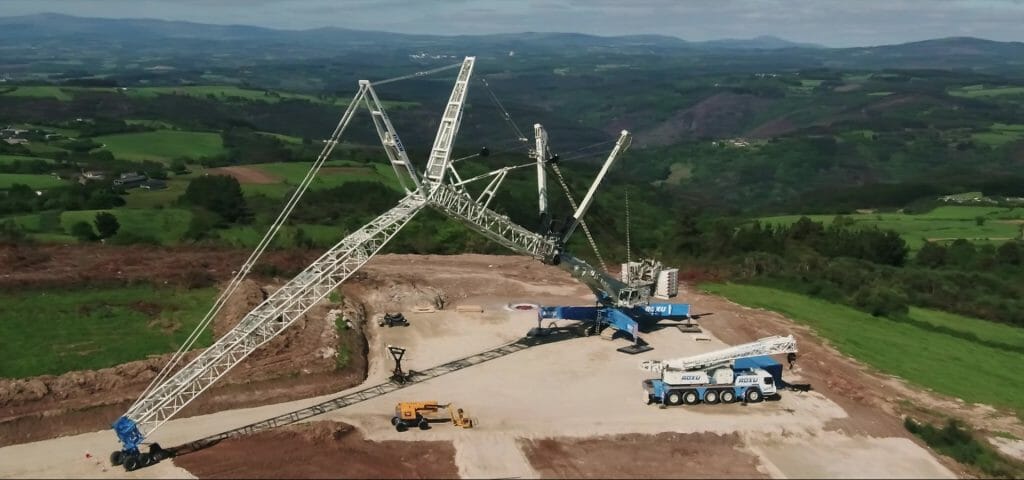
[0,13,820,50]
[1,13,1023,72]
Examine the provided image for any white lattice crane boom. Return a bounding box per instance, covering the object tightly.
[113,58,478,461]
[423,57,475,187]
[110,55,637,473]
[361,81,422,194]
[640,335,797,374]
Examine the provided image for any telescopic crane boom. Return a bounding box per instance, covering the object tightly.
[641,335,798,373]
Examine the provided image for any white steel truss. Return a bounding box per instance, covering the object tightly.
[423,57,475,186]
[429,183,556,261]
[124,195,426,436]
[115,55,639,453]
[118,58,477,449]
[362,81,422,195]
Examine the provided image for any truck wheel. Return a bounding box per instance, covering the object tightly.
[391,416,400,426]
[704,389,720,405]
[643,392,653,405]
[123,455,140,472]
[682,390,699,405]
[666,391,683,406]
[746,389,763,403]
[418,419,430,430]
[396,422,408,432]
[721,390,736,403]
[110,451,124,467]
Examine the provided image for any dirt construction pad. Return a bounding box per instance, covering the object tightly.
[0,254,972,478]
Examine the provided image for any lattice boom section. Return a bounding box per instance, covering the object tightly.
[127,195,426,436]
[424,57,474,183]
[430,184,555,260]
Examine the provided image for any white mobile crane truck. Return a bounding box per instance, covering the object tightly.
[640,335,798,406]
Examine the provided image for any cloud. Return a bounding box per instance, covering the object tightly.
[1,0,1022,46]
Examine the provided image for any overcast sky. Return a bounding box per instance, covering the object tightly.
[3,0,1024,47]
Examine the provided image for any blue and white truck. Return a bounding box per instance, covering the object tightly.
[641,335,797,406]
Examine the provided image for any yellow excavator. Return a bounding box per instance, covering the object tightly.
[391,401,474,432]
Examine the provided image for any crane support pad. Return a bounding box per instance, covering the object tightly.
[617,343,654,355]
[168,330,577,456]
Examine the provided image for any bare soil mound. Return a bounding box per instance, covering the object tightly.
[520,432,765,478]
[173,421,458,479]
[0,244,319,290]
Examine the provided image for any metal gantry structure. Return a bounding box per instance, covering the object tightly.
[109,55,648,470]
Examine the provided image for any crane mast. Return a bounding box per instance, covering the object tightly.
[423,57,475,188]
[533,123,549,219]
[560,130,630,245]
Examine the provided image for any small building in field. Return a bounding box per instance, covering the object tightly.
[113,172,148,189]
[141,179,167,190]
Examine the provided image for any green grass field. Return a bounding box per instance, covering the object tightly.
[950,85,1024,98]
[0,173,65,190]
[759,206,1023,250]
[0,285,216,378]
[240,162,401,197]
[125,119,177,129]
[94,130,225,163]
[256,131,304,144]
[60,208,193,244]
[972,124,1024,146]
[218,223,347,248]
[123,85,333,104]
[656,162,693,186]
[2,86,75,101]
[701,283,1024,416]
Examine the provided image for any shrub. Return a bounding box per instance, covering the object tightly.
[69,221,97,242]
[851,283,909,317]
[94,212,120,239]
[904,418,1018,477]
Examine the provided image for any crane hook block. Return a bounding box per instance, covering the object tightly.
[480,147,490,157]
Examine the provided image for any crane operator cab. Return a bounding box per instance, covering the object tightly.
[618,287,643,306]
